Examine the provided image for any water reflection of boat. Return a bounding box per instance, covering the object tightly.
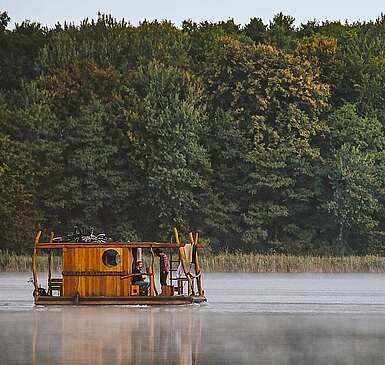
[31,307,202,365]
[31,228,206,305]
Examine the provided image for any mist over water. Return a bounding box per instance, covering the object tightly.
[1,273,385,364]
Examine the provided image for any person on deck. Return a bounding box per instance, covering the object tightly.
[154,249,170,286]
[132,260,149,296]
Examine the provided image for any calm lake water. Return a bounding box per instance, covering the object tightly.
[0,272,384,364]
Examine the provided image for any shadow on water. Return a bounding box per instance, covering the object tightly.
[0,273,385,364]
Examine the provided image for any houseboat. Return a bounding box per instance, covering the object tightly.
[31,228,206,305]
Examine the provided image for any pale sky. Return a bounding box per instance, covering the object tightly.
[1,0,384,28]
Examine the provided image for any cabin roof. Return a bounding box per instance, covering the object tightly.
[35,242,187,249]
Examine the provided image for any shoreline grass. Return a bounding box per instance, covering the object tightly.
[1,249,385,273]
[200,252,385,273]
[0,250,62,272]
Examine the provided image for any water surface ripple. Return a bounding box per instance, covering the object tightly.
[0,272,384,364]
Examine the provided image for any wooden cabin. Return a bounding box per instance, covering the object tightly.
[32,228,206,305]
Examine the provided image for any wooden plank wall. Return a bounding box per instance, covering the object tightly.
[62,247,132,297]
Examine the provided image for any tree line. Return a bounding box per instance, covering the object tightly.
[1,11,385,254]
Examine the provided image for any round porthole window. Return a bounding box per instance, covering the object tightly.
[102,249,120,267]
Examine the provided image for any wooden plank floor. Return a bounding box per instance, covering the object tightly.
[35,295,207,306]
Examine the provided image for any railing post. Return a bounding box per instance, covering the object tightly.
[32,231,42,297]
[193,232,204,297]
[148,248,156,296]
[47,232,54,294]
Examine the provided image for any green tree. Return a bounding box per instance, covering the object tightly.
[0,134,40,251]
[243,18,267,43]
[0,16,47,90]
[322,104,385,252]
[129,63,210,239]
[0,11,10,32]
[268,13,297,49]
[201,37,329,250]
[326,145,381,249]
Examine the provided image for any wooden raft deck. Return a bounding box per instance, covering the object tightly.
[35,295,207,306]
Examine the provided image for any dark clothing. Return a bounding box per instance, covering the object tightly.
[156,252,169,286]
[158,253,170,273]
[135,280,149,296]
[132,266,148,295]
[132,267,144,283]
[160,271,168,286]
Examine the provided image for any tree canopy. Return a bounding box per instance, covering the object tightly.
[1,10,385,254]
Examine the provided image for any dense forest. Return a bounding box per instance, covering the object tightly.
[1,10,385,254]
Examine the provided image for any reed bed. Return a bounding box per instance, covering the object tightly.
[200,252,385,273]
[0,250,62,272]
[1,249,385,273]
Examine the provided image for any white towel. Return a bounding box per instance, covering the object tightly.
[177,244,193,278]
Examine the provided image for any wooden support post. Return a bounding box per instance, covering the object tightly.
[47,232,54,294]
[147,265,155,297]
[193,232,204,297]
[32,231,41,297]
[173,227,181,246]
[188,232,195,245]
[174,227,194,295]
[47,251,52,294]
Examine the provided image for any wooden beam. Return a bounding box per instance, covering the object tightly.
[35,242,184,249]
